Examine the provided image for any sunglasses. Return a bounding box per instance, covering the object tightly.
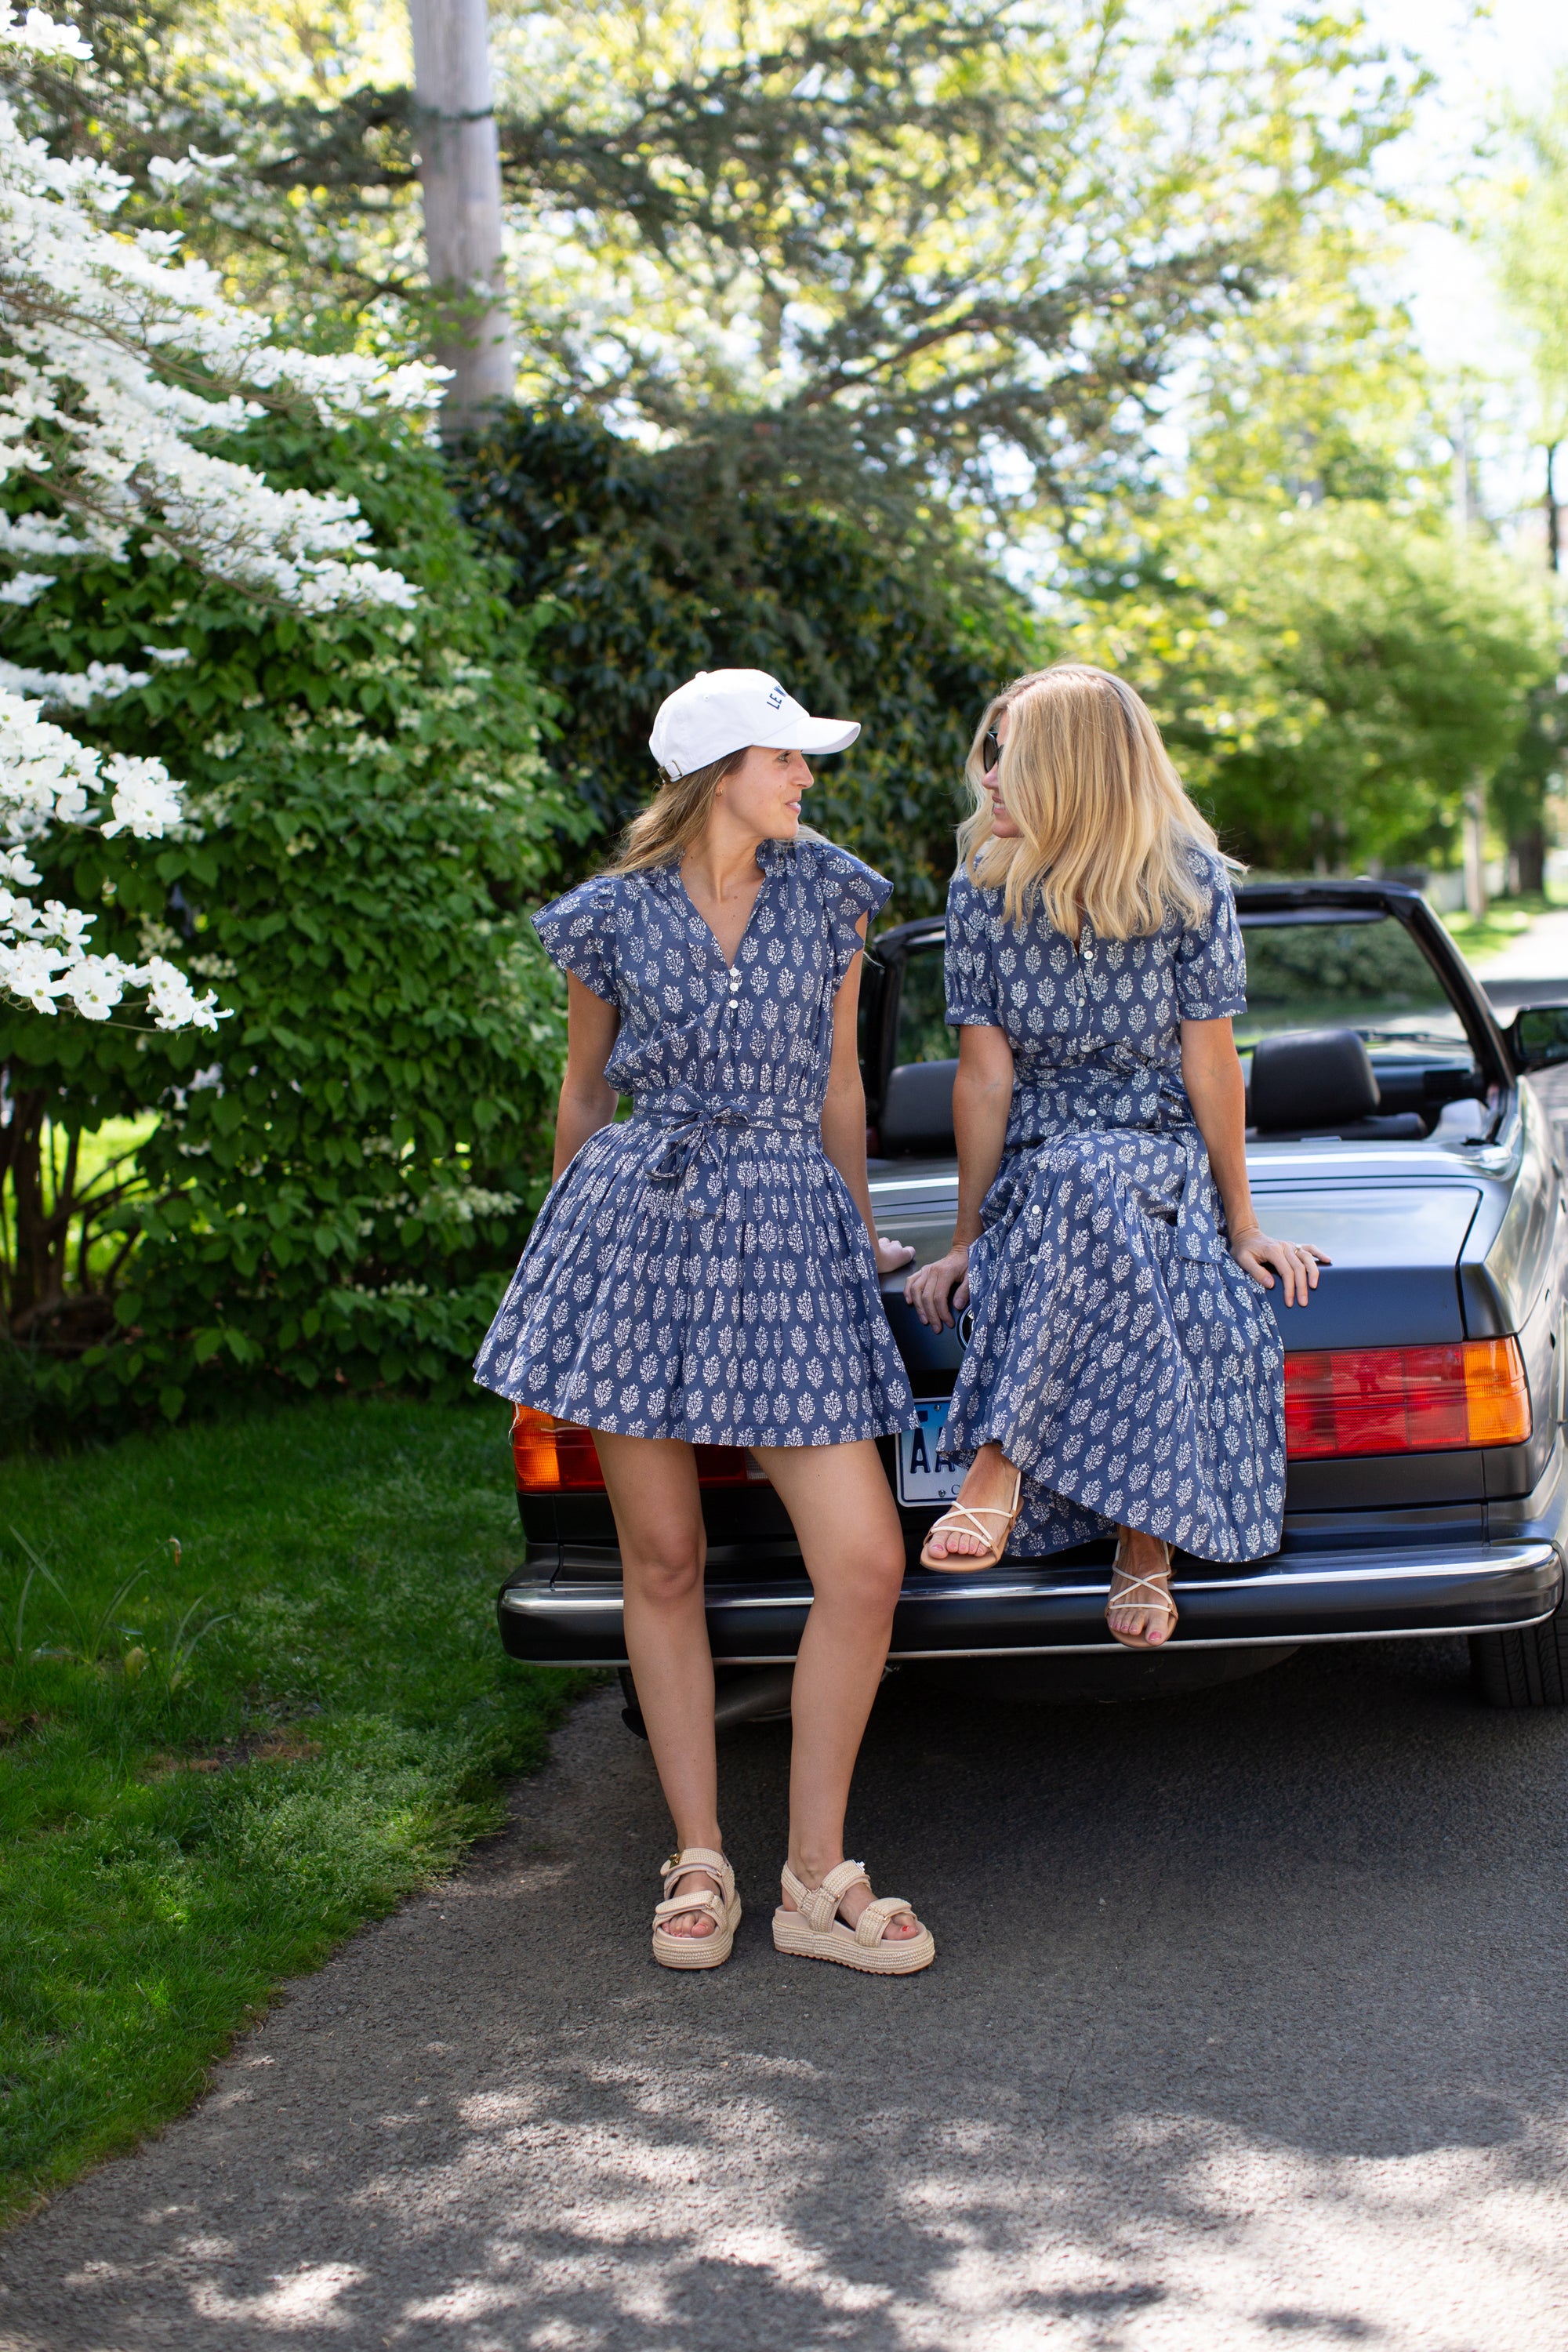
[982,728,1005,773]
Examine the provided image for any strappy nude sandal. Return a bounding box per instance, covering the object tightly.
[651,1846,741,1970]
[920,1465,1023,1572]
[1105,1536,1178,1652]
[772,1860,935,1976]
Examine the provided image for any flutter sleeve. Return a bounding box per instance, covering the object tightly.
[944,869,1001,1026]
[808,838,895,992]
[1174,850,1247,1021]
[531,877,621,1008]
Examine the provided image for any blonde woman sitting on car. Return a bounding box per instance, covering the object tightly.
[906,665,1328,1643]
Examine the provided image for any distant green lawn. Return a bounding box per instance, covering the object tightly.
[1442,891,1556,967]
[0,1398,583,2227]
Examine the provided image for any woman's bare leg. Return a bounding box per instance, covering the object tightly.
[594,1432,723,1939]
[753,1439,922,1940]
[922,1439,1019,1560]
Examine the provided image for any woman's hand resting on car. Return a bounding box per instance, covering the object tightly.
[876,1234,917,1276]
[1230,1229,1330,1306]
[904,1245,971,1330]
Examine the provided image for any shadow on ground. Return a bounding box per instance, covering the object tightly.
[3,1639,1566,2351]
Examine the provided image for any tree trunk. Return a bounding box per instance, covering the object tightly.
[1547,441,1560,575]
[1463,777,1488,921]
[408,0,514,440]
[5,1087,74,1334]
[1512,822,1546,898]
[1451,404,1476,535]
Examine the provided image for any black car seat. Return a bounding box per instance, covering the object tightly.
[1248,1029,1426,1141]
[877,1058,957,1154]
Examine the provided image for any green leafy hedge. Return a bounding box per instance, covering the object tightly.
[455,407,1044,913]
[0,416,585,1426]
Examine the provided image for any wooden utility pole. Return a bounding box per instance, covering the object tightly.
[408,0,514,439]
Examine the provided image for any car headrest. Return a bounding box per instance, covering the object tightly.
[879,1058,956,1154]
[1249,1029,1381,1134]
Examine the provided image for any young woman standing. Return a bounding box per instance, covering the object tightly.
[477,670,933,1974]
[906,665,1327,1643]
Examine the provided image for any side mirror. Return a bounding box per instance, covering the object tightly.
[1510,1003,1568,1073]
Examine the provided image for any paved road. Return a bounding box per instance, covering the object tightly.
[5,1646,1568,2352]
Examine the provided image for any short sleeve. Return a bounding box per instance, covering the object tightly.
[1174,850,1247,1021]
[944,870,1001,1026]
[799,837,894,990]
[532,877,620,1008]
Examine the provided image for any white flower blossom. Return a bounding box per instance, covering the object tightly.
[0,655,147,704]
[38,897,95,946]
[0,46,441,609]
[0,11,446,1034]
[101,753,183,837]
[0,569,54,604]
[0,936,67,1011]
[0,689,98,829]
[59,951,124,1018]
[9,10,90,60]
[0,691,222,1025]
[143,955,220,1032]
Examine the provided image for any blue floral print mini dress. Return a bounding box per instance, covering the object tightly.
[940,846,1285,1562]
[474,836,918,1449]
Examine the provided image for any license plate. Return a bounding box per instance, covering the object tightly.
[897,1400,964,1506]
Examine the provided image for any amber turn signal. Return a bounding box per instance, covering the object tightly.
[511,1405,770,1492]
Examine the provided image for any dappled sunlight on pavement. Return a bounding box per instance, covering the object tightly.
[5,1648,1568,2350]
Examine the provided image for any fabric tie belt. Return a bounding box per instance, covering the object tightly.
[1007,1051,1223,1262]
[636,1094,816,1189]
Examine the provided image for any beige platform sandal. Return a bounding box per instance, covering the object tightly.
[772,1860,935,1976]
[1105,1536,1178,1653]
[920,1465,1023,1573]
[651,1846,741,1971]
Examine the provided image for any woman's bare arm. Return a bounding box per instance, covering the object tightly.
[1181,1015,1328,1307]
[553,974,622,1181]
[904,1022,1014,1329]
[820,915,916,1275]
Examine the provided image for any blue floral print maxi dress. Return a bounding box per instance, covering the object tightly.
[474,837,918,1449]
[940,847,1285,1562]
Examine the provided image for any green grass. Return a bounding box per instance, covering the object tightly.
[0,1396,584,2227]
[1441,891,1558,965]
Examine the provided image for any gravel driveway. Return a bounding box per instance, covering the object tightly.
[3,1639,1568,2352]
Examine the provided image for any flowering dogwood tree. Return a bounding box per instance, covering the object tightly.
[0,7,440,1033]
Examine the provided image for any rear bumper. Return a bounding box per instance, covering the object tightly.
[497,1538,1563,1667]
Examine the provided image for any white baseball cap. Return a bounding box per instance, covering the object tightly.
[648,668,859,783]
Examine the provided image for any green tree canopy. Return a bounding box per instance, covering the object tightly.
[1084,503,1558,873]
[456,405,1041,913]
[1487,67,1568,562]
[13,1,1421,537]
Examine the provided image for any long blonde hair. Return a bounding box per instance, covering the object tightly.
[957,664,1218,938]
[609,748,747,873]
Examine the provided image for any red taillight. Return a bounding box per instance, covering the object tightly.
[510,1406,768,1492]
[1284,1338,1530,1461]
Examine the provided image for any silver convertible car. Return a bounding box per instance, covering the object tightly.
[496,880,1568,1720]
